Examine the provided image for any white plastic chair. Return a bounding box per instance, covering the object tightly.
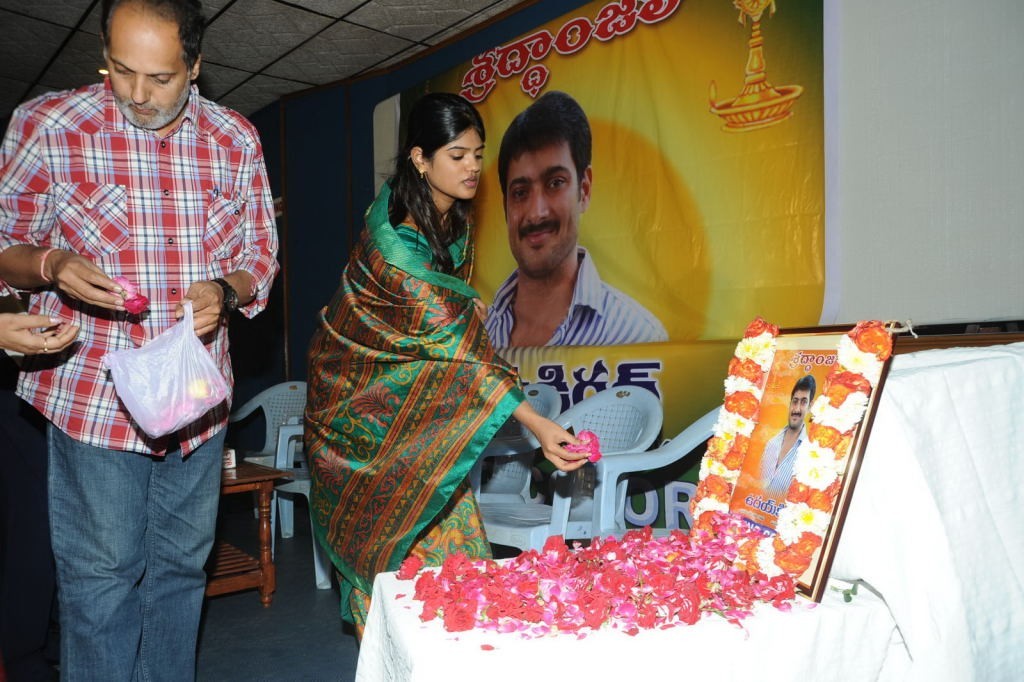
[227,381,321,582]
[470,383,562,504]
[591,405,720,539]
[472,384,567,552]
[556,386,664,540]
[228,381,307,469]
[275,422,332,589]
[477,385,663,552]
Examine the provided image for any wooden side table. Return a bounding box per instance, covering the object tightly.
[205,461,289,606]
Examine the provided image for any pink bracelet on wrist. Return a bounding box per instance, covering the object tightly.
[38,247,58,283]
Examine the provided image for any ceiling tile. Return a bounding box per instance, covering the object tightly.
[1,0,532,123]
[27,84,57,103]
[73,0,237,34]
[426,0,523,46]
[371,45,427,73]
[197,62,254,102]
[37,29,106,92]
[216,74,309,117]
[282,0,366,20]
[0,76,32,119]
[0,0,93,29]
[0,11,73,82]
[201,0,334,72]
[264,20,415,84]
[347,0,502,43]
[198,0,240,21]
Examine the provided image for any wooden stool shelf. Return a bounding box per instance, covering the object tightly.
[205,461,289,606]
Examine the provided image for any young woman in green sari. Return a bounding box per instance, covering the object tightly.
[305,93,587,636]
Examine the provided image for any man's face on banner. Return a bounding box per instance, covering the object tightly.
[504,141,592,280]
[788,388,812,430]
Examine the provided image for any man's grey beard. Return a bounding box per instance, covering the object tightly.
[114,83,190,132]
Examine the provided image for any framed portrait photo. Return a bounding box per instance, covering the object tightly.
[729,331,847,532]
[691,319,894,602]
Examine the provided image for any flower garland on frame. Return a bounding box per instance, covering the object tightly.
[691,318,894,580]
[691,316,779,532]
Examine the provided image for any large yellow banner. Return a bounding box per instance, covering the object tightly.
[415,0,823,526]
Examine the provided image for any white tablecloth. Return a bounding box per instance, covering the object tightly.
[831,342,1024,681]
[356,571,904,682]
[357,342,1024,682]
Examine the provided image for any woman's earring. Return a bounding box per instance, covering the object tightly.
[419,168,426,179]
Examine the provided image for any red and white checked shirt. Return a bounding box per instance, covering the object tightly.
[0,80,279,456]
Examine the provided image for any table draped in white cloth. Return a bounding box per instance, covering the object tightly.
[830,341,1024,681]
[358,342,1024,682]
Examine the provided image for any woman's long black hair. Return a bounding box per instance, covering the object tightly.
[388,93,485,274]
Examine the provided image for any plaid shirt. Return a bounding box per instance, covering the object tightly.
[0,80,279,455]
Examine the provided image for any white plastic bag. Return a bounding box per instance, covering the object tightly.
[104,301,230,437]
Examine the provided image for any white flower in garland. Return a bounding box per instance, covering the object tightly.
[756,538,783,577]
[776,502,830,545]
[735,332,776,370]
[793,441,845,490]
[699,456,735,481]
[714,410,755,439]
[692,496,729,521]
[724,375,763,400]
[808,392,869,434]
[837,336,884,384]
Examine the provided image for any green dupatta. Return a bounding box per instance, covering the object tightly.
[304,183,524,620]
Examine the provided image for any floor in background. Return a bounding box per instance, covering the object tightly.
[197,494,359,681]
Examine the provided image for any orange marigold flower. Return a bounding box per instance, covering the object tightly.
[744,316,779,339]
[786,482,812,504]
[807,422,843,450]
[849,320,893,360]
[773,532,822,575]
[774,553,813,576]
[698,475,732,501]
[725,391,760,420]
[728,357,764,385]
[806,487,837,512]
[693,514,715,534]
[831,370,873,394]
[832,433,853,457]
[732,433,750,453]
[721,434,749,469]
[824,382,856,408]
[706,437,728,462]
[723,447,747,470]
[791,531,824,557]
[737,538,761,574]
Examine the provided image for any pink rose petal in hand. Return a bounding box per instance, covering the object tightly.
[565,429,602,463]
[112,275,138,298]
[123,294,150,315]
[113,276,150,314]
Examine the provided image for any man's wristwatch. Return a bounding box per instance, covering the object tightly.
[211,277,239,314]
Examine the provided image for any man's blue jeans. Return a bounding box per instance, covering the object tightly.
[48,426,224,682]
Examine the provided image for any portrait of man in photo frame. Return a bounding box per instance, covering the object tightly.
[730,335,841,532]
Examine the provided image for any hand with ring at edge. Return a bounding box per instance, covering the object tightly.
[0,313,80,356]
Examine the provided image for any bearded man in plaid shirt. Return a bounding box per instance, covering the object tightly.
[0,0,279,678]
